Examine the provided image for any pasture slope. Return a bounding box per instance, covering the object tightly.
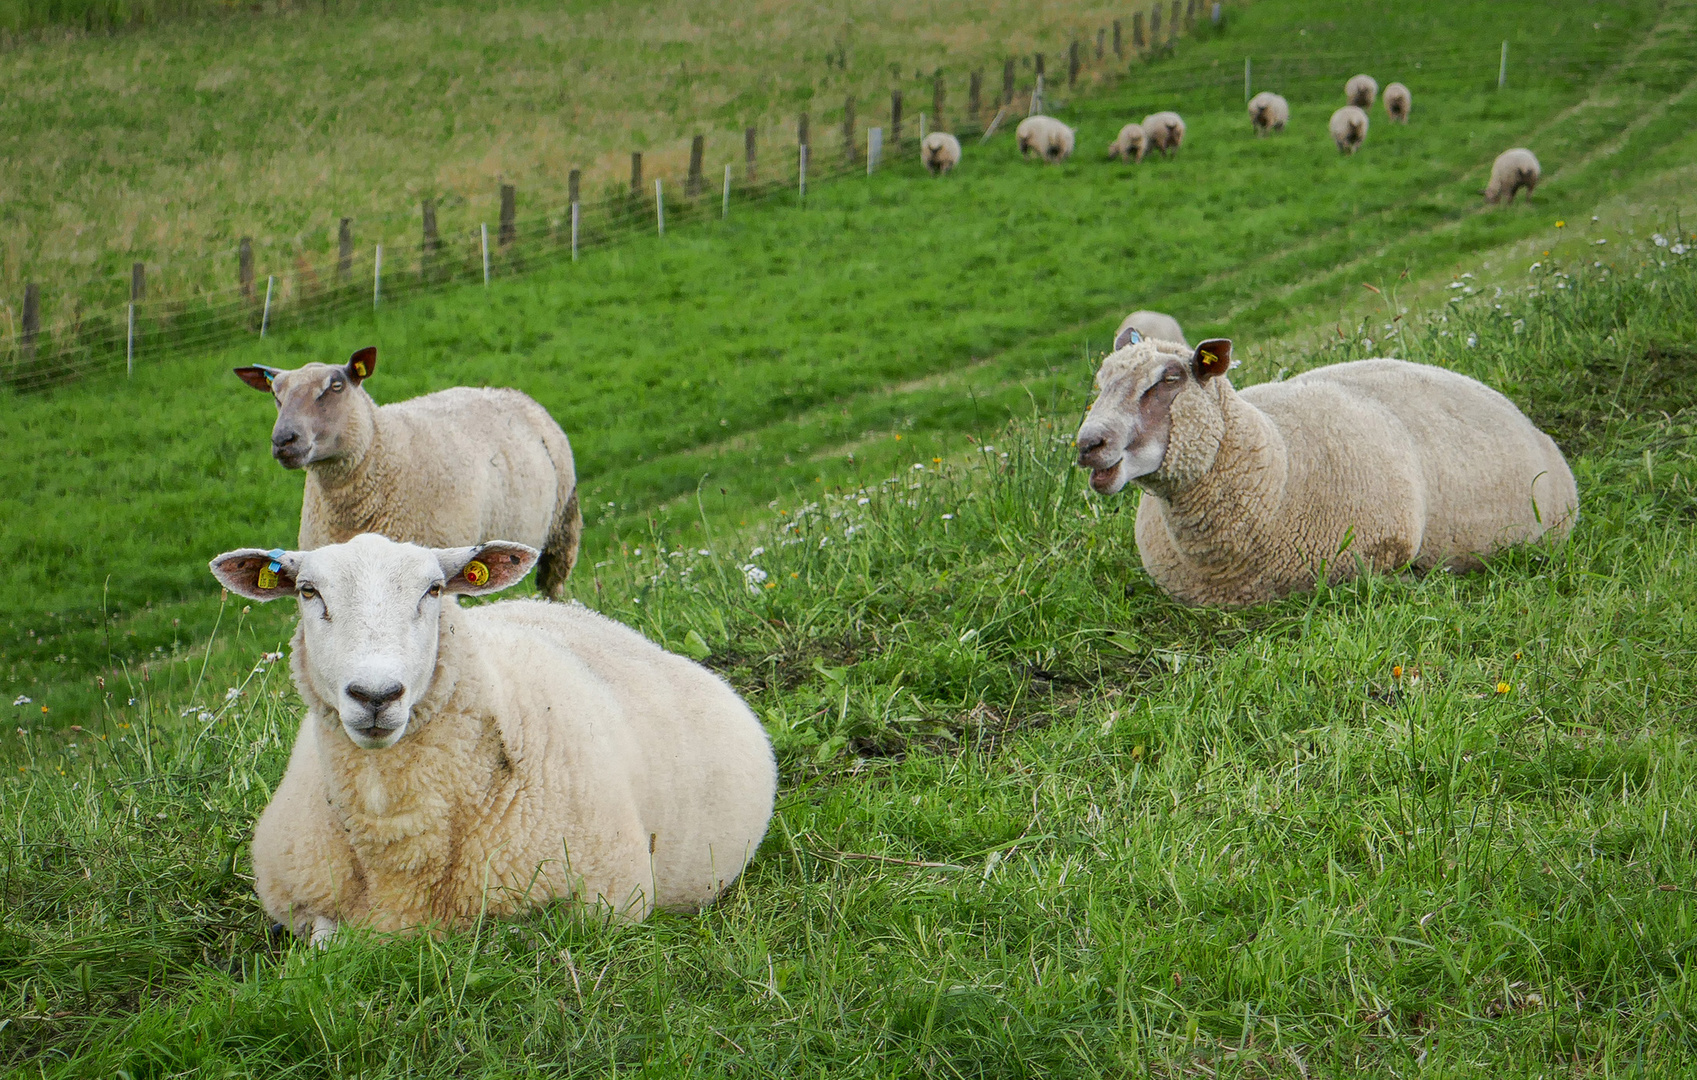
[5,0,1697,1075]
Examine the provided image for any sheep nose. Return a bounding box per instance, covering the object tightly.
[346,682,405,712]
[272,429,299,449]
[1076,428,1109,464]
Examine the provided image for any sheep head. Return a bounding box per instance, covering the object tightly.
[234,346,378,470]
[211,534,539,749]
[1076,337,1234,496]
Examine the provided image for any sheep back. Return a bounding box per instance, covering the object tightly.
[922,131,962,174]
[253,599,777,933]
[1247,92,1289,134]
[1117,310,1188,348]
[1134,359,1577,605]
[1485,148,1541,203]
[1108,122,1146,161]
[1346,74,1378,108]
[1384,82,1412,122]
[1330,106,1368,154]
[1015,116,1075,162]
[1140,111,1186,155]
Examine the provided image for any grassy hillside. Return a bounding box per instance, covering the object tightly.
[6,237,1697,1074]
[4,0,1694,718]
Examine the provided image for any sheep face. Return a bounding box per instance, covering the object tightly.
[211,534,539,749]
[234,347,377,470]
[1076,339,1233,495]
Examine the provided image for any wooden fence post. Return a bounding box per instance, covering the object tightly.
[688,134,705,197]
[1003,57,1015,104]
[1170,1,1181,38]
[932,71,945,131]
[1069,41,1080,87]
[890,90,902,145]
[1097,28,1105,60]
[1150,5,1161,44]
[745,126,758,182]
[239,237,254,300]
[129,264,143,374]
[422,199,439,278]
[499,184,516,247]
[969,70,982,122]
[21,283,38,360]
[1114,19,1123,57]
[1034,53,1044,81]
[842,97,856,163]
[131,262,145,303]
[1185,0,1196,29]
[630,152,643,201]
[337,218,353,283]
[1133,11,1145,47]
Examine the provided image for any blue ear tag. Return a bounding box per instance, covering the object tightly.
[258,548,285,591]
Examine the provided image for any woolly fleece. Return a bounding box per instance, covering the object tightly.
[1384,82,1412,123]
[1346,73,1378,108]
[1015,116,1075,162]
[1330,106,1369,154]
[1140,111,1186,157]
[1485,148,1541,204]
[1107,122,1147,162]
[1115,310,1188,348]
[1247,92,1289,135]
[1074,339,1579,606]
[921,131,962,174]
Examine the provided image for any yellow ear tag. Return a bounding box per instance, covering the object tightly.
[353,361,367,377]
[257,566,279,590]
[463,560,490,587]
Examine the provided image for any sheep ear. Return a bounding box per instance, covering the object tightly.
[345,347,377,384]
[439,542,539,596]
[234,365,283,392]
[211,548,300,601]
[1113,325,1143,351]
[1192,339,1233,381]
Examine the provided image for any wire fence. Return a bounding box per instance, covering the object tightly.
[0,1,1643,394]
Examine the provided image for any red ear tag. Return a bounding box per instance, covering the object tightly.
[463,560,490,587]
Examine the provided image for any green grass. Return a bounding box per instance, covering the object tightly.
[8,241,1697,1074]
[5,0,1694,717]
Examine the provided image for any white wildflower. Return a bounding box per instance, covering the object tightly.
[1466,334,1478,347]
[942,513,955,520]
[1654,233,1669,247]
[741,565,769,593]
[749,546,765,558]
[11,695,30,707]
[858,497,870,505]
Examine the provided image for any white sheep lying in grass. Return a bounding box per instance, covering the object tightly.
[1247,92,1288,136]
[1384,82,1412,123]
[212,533,777,940]
[235,348,582,599]
[1074,337,1579,606]
[1346,74,1378,108]
[922,131,962,174]
[1330,106,1368,154]
[1107,122,1147,162]
[1114,310,1188,349]
[1485,148,1541,204]
[1140,111,1186,157]
[1016,115,1075,162]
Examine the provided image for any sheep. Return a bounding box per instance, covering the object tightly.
[1384,82,1412,123]
[1485,148,1541,204]
[1330,106,1369,155]
[1016,115,1075,162]
[234,347,582,599]
[1074,337,1578,606]
[1107,122,1147,162]
[921,131,962,174]
[210,533,778,940]
[1140,111,1186,157]
[1345,74,1378,108]
[1114,310,1188,349]
[1247,91,1289,136]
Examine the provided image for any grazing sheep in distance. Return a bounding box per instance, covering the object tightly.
[1330,106,1368,154]
[1114,310,1188,349]
[1485,148,1541,204]
[212,533,778,940]
[1016,115,1075,162]
[1074,338,1579,606]
[922,131,962,174]
[234,348,582,599]
[1247,92,1289,136]
[1384,82,1412,123]
[1346,74,1378,108]
[1107,122,1147,162]
[1141,111,1186,157]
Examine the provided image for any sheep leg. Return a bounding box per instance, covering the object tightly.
[310,916,340,947]
[536,488,583,600]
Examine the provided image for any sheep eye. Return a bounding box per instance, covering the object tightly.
[427,583,443,599]
[329,381,345,393]
[1163,372,1183,383]
[298,585,318,601]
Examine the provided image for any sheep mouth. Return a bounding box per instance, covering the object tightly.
[1088,463,1123,494]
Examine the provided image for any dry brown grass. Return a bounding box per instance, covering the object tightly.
[0,0,1151,321]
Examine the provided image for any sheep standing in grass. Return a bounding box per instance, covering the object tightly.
[1115,310,1188,349]
[1384,82,1412,123]
[235,348,582,599]
[1346,74,1378,108]
[1247,92,1289,136]
[1141,111,1186,157]
[212,533,777,940]
[1016,116,1075,162]
[1074,338,1578,606]
[1107,122,1147,162]
[1330,106,1369,154]
[1485,148,1542,204]
[922,132,962,174]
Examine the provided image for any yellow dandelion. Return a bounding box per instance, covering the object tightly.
[932,457,941,464]
[894,434,902,440]
[1392,665,1403,680]
[764,582,776,589]
[1513,651,1522,660]
[1496,681,1511,695]
[1555,220,1565,228]
[790,572,799,578]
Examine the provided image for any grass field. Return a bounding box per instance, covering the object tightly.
[8,0,1697,1072]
